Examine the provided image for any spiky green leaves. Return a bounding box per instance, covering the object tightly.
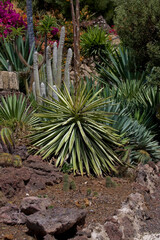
[0,94,37,131]
[30,85,122,176]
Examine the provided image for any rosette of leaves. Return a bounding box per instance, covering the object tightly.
[80,26,113,62]
[0,94,37,132]
[30,85,122,176]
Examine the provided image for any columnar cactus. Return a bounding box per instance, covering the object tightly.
[46,46,53,100]
[33,51,41,104]
[53,41,57,82]
[64,48,73,92]
[56,26,65,88]
[33,26,72,103]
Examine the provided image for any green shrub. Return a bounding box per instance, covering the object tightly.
[114,0,160,70]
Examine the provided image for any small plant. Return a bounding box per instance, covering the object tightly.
[86,188,92,196]
[105,176,116,188]
[0,127,14,153]
[93,192,98,197]
[70,180,76,190]
[61,162,73,174]
[63,174,70,192]
[47,205,54,209]
[0,153,22,168]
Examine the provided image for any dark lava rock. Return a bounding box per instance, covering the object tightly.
[26,207,87,237]
[104,219,122,240]
[20,196,52,215]
[0,204,26,225]
[0,155,62,198]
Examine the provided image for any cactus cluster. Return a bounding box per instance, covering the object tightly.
[63,174,76,192]
[0,153,22,168]
[105,176,117,188]
[33,26,73,103]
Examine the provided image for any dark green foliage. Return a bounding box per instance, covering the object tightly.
[61,162,73,174]
[16,0,115,24]
[105,176,116,188]
[114,0,160,70]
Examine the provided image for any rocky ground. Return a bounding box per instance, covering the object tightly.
[0,151,160,240]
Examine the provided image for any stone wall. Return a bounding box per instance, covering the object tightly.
[0,71,19,91]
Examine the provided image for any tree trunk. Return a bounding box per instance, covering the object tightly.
[26,0,35,50]
[70,0,80,94]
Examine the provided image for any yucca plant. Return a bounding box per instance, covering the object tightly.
[30,84,122,176]
[0,94,37,132]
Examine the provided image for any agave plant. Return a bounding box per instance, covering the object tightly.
[0,94,37,132]
[0,35,34,72]
[84,77,160,164]
[98,45,146,86]
[30,85,122,176]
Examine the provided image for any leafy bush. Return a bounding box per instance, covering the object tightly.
[30,85,122,176]
[0,0,27,38]
[114,0,160,70]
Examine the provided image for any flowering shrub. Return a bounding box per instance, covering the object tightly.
[0,0,27,38]
[109,25,117,35]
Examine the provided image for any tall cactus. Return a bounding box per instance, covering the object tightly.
[56,26,65,88]
[33,26,72,103]
[33,51,41,104]
[64,48,73,92]
[53,41,57,82]
[46,46,53,100]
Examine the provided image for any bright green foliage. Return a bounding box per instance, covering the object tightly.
[114,0,160,70]
[0,94,37,132]
[30,84,122,176]
[80,26,113,62]
[36,15,57,36]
